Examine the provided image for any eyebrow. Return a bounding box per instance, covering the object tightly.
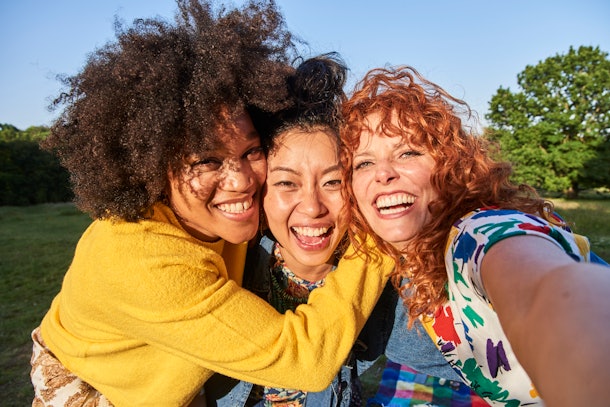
[353,151,372,160]
[246,130,260,140]
[269,164,341,176]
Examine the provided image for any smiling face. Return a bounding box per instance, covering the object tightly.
[263,128,346,280]
[167,111,266,244]
[351,112,438,251]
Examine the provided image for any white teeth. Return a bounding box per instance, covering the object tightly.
[292,226,329,237]
[375,193,415,209]
[217,199,252,214]
[379,206,406,215]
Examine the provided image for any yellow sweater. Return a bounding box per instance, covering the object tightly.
[40,203,392,406]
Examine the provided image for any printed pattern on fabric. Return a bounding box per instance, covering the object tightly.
[30,327,114,407]
[366,359,489,407]
[424,208,589,406]
[261,243,325,406]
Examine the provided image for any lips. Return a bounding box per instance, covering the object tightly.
[291,226,333,249]
[375,192,415,215]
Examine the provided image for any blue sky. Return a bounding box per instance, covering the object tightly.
[1,0,609,130]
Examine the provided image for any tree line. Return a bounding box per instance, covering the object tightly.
[0,124,72,205]
[1,45,609,206]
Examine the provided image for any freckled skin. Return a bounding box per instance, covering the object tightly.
[167,111,266,244]
[351,112,437,249]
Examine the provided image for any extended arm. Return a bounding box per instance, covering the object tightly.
[481,235,610,406]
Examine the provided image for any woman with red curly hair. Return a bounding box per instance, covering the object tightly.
[341,66,610,406]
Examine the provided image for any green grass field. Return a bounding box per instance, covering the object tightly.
[1,200,608,406]
[0,203,92,404]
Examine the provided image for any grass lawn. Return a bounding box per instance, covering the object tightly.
[550,198,610,260]
[1,200,608,406]
[0,203,92,405]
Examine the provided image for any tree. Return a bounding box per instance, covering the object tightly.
[0,124,71,205]
[0,123,49,142]
[486,46,610,198]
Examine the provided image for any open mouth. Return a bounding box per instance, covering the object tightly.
[291,226,334,246]
[375,193,415,215]
[216,198,253,214]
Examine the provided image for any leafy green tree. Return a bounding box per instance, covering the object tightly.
[0,140,72,205]
[0,123,21,141]
[0,124,71,205]
[0,123,50,142]
[486,46,610,197]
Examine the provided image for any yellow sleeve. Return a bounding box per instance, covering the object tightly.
[200,242,394,390]
[43,215,393,393]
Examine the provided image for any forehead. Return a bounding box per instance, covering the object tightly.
[357,111,408,145]
[203,111,259,151]
[270,128,339,157]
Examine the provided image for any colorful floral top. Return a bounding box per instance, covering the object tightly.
[423,208,592,406]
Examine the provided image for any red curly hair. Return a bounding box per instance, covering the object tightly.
[340,66,553,325]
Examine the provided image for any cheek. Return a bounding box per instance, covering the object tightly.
[351,176,368,208]
[263,192,290,232]
[189,175,218,202]
[263,190,293,217]
[326,193,345,218]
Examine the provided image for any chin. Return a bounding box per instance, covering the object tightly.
[225,229,257,244]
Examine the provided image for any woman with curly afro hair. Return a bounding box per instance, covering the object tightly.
[341,66,610,406]
[30,2,393,406]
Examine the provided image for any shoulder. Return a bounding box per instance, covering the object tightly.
[450,207,584,260]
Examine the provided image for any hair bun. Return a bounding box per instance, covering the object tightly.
[288,52,347,123]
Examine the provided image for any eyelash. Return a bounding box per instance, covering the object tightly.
[274,180,295,188]
[191,146,264,170]
[246,147,264,160]
[400,150,422,158]
[353,161,371,171]
[272,178,342,189]
[353,150,422,170]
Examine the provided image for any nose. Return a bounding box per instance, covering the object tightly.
[297,187,328,218]
[219,159,252,192]
[374,161,399,185]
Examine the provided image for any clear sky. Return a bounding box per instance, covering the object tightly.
[1,0,609,130]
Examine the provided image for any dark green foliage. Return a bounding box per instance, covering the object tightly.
[0,124,72,205]
[486,46,610,197]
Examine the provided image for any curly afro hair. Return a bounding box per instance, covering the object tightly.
[42,0,296,221]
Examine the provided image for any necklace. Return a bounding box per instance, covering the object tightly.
[269,271,308,313]
[267,243,325,314]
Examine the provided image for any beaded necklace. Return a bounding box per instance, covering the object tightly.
[267,243,326,314]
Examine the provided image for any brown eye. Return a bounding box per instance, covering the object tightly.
[324,179,342,189]
[245,147,264,161]
[191,158,222,172]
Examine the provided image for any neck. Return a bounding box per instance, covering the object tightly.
[281,256,334,282]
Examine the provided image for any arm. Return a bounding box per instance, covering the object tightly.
[74,221,394,392]
[481,235,610,406]
[193,243,394,390]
